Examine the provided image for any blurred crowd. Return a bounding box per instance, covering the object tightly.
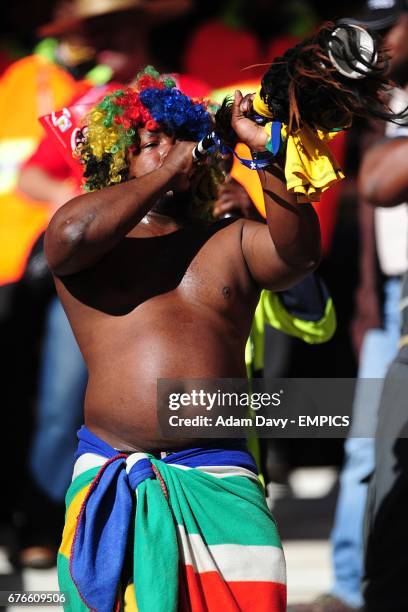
[1,0,408,611]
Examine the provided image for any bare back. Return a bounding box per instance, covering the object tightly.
[55,218,260,451]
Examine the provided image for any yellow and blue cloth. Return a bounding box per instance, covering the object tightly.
[253,87,345,204]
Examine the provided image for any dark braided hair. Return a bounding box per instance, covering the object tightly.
[259,21,407,132]
[214,22,408,138]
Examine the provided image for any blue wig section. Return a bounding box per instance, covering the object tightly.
[139,87,212,140]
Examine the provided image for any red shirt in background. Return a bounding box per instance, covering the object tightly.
[183,20,298,89]
[23,132,73,181]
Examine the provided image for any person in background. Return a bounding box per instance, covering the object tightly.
[356,14,408,608]
[363,277,408,612]
[0,0,112,288]
[0,0,103,568]
[289,2,408,610]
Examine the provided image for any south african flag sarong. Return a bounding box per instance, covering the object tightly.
[58,426,286,611]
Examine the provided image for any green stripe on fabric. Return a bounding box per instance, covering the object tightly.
[57,552,89,612]
[154,462,282,548]
[134,479,179,612]
[65,467,100,509]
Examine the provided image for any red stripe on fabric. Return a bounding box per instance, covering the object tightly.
[179,564,286,611]
[229,581,287,612]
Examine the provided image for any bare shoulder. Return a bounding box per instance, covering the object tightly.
[199,217,260,296]
[207,217,270,247]
[239,218,275,264]
[240,217,316,292]
[202,217,247,260]
[207,216,245,236]
[207,217,273,266]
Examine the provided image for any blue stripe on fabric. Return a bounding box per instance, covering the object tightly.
[75,425,119,459]
[76,426,256,472]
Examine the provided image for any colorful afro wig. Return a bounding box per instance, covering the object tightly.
[78,66,223,213]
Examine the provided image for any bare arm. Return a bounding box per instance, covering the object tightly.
[230,91,321,291]
[350,197,381,357]
[359,137,408,207]
[241,163,321,291]
[44,141,195,276]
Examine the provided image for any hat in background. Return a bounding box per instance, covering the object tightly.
[38,0,191,37]
[343,0,408,31]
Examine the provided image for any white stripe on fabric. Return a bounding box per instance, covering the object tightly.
[196,464,260,482]
[72,453,106,481]
[72,454,259,484]
[171,463,260,482]
[125,452,149,474]
[177,526,286,585]
[72,451,152,480]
